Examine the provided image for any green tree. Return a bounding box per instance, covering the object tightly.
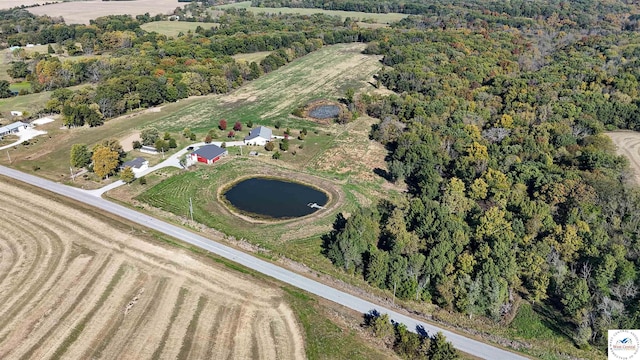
[120,166,135,183]
[427,332,459,360]
[265,141,275,151]
[7,61,29,79]
[47,44,55,54]
[272,151,281,159]
[141,128,159,146]
[92,145,119,179]
[280,138,289,151]
[0,80,12,98]
[155,139,169,152]
[70,144,91,168]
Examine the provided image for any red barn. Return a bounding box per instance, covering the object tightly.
[190,145,228,165]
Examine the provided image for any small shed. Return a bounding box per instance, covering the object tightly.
[120,157,149,173]
[140,146,158,154]
[190,145,228,165]
[10,111,23,116]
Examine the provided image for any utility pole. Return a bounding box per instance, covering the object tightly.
[6,151,11,163]
[70,167,74,181]
[189,197,193,222]
[392,280,397,306]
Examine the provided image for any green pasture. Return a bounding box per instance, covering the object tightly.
[140,21,219,37]
[215,1,408,24]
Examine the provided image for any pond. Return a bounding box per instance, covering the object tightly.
[223,177,328,219]
[308,104,340,119]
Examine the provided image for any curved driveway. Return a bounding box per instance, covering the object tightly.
[0,165,529,360]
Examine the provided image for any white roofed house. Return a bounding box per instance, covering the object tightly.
[243,126,272,146]
[0,122,28,138]
[120,157,149,174]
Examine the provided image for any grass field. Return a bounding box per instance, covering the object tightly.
[215,1,408,24]
[0,84,89,115]
[232,51,272,64]
[141,21,219,37]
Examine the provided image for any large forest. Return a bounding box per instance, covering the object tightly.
[314,0,640,351]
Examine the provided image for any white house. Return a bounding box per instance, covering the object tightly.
[120,157,149,173]
[0,121,28,137]
[243,126,272,146]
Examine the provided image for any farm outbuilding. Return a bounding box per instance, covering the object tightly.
[0,121,28,138]
[191,145,228,165]
[244,126,272,146]
[120,157,149,173]
[140,146,158,154]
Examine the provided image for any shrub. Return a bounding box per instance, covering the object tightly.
[280,138,289,151]
[189,133,196,141]
[233,121,242,131]
[168,138,177,148]
[284,127,291,135]
[272,151,281,159]
[132,140,142,149]
[221,142,226,148]
[139,176,147,185]
[301,128,308,135]
[182,127,191,138]
[274,120,282,129]
[298,133,306,140]
[292,107,304,117]
[246,119,253,128]
[265,141,275,151]
[298,144,304,149]
[227,131,235,138]
[163,131,171,140]
[204,134,212,143]
[219,119,227,130]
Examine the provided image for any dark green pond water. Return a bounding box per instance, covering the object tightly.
[223,178,328,219]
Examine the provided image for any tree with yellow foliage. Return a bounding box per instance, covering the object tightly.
[92,145,119,179]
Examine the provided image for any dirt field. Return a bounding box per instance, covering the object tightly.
[607,131,640,184]
[119,130,141,152]
[27,0,185,24]
[0,0,61,9]
[141,21,219,37]
[0,179,305,359]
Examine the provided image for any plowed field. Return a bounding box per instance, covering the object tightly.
[0,179,304,359]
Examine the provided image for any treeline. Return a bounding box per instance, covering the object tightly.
[325,16,640,350]
[251,0,630,28]
[364,311,459,359]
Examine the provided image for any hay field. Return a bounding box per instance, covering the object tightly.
[27,0,185,24]
[141,21,219,37]
[0,179,305,359]
[216,1,408,24]
[0,0,61,9]
[607,131,640,184]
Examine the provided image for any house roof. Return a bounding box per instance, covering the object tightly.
[0,121,27,134]
[192,145,227,160]
[122,157,148,169]
[244,126,272,141]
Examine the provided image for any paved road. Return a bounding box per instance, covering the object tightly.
[0,165,529,360]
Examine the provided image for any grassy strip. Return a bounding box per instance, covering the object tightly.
[50,263,126,359]
[177,295,208,360]
[283,287,393,360]
[151,287,188,359]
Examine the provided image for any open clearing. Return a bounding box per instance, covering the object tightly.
[0,179,305,359]
[216,1,408,24]
[141,21,219,37]
[607,131,640,184]
[27,0,186,25]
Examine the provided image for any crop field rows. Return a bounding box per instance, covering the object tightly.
[0,180,304,360]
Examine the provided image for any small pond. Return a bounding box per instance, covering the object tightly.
[308,104,340,119]
[223,177,328,219]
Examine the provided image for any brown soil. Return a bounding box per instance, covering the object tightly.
[607,131,640,185]
[119,131,141,152]
[0,179,305,359]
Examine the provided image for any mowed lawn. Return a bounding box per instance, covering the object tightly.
[140,21,219,37]
[215,1,408,24]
